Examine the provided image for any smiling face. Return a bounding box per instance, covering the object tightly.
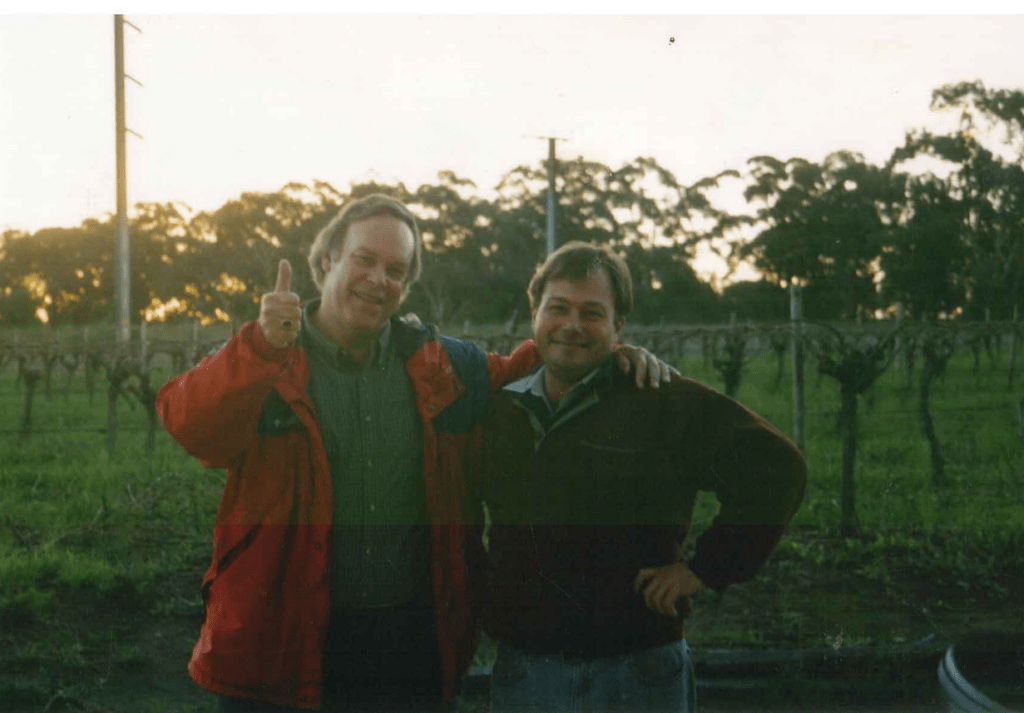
[315,214,415,351]
[532,267,625,400]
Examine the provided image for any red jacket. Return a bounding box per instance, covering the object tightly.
[157,318,537,709]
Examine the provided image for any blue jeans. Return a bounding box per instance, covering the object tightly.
[490,639,695,713]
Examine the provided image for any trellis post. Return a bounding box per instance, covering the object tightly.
[790,283,805,453]
[1009,304,1020,388]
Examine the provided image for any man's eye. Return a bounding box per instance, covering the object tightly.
[387,266,406,280]
[355,254,374,265]
[583,311,604,320]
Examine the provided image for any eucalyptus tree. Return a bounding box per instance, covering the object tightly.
[738,152,888,320]
[403,171,505,324]
[888,129,1023,321]
[877,171,969,319]
[186,181,344,322]
[0,221,115,325]
[737,155,822,288]
[886,81,1024,321]
[130,201,206,321]
[0,229,43,324]
[488,155,716,323]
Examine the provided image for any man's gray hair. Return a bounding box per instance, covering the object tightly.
[307,193,423,290]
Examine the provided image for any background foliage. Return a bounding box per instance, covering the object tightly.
[2,81,1022,330]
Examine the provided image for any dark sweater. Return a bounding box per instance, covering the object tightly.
[474,365,806,659]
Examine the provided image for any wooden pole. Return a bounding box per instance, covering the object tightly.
[114,15,131,344]
[140,319,148,367]
[191,317,200,365]
[895,301,905,372]
[20,365,40,440]
[985,307,995,369]
[54,329,63,427]
[43,322,55,398]
[790,283,805,453]
[52,327,62,398]
[1009,304,1020,388]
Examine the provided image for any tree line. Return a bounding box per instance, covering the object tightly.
[1,80,1021,328]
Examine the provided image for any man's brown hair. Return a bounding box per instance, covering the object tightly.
[527,241,633,322]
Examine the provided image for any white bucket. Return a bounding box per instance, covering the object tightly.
[937,633,1024,713]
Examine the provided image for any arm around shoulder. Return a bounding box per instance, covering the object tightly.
[157,320,299,468]
[485,339,540,391]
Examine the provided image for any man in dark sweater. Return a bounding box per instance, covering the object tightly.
[474,241,807,713]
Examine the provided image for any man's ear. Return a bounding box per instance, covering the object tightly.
[401,275,417,302]
[613,317,626,340]
[320,253,332,276]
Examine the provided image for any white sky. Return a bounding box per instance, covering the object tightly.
[2,7,1022,251]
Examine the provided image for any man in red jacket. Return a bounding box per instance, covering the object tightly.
[158,194,672,712]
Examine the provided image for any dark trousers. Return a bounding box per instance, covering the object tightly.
[219,604,446,712]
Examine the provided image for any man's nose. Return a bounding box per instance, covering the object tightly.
[366,263,387,285]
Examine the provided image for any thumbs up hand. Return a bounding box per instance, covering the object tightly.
[259,259,301,349]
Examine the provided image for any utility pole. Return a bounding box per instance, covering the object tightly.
[113,15,142,343]
[534,136,566,255]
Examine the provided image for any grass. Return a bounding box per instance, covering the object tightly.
[673,340,1024,655]
[0,363,218,711]
[1,335,1022,710]
[679,340,1023,535]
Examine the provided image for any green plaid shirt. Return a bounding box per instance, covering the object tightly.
[300,302,431,609]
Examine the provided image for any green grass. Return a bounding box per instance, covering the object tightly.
[678,343,1023,536]
[0,364,220,711]
[674,341,1023,653]
[1,337,1022,710]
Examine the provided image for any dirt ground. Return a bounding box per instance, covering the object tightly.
[12,552,1020,712]
[78,609,957,713]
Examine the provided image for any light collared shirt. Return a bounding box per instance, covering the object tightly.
[503,358,615,441]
